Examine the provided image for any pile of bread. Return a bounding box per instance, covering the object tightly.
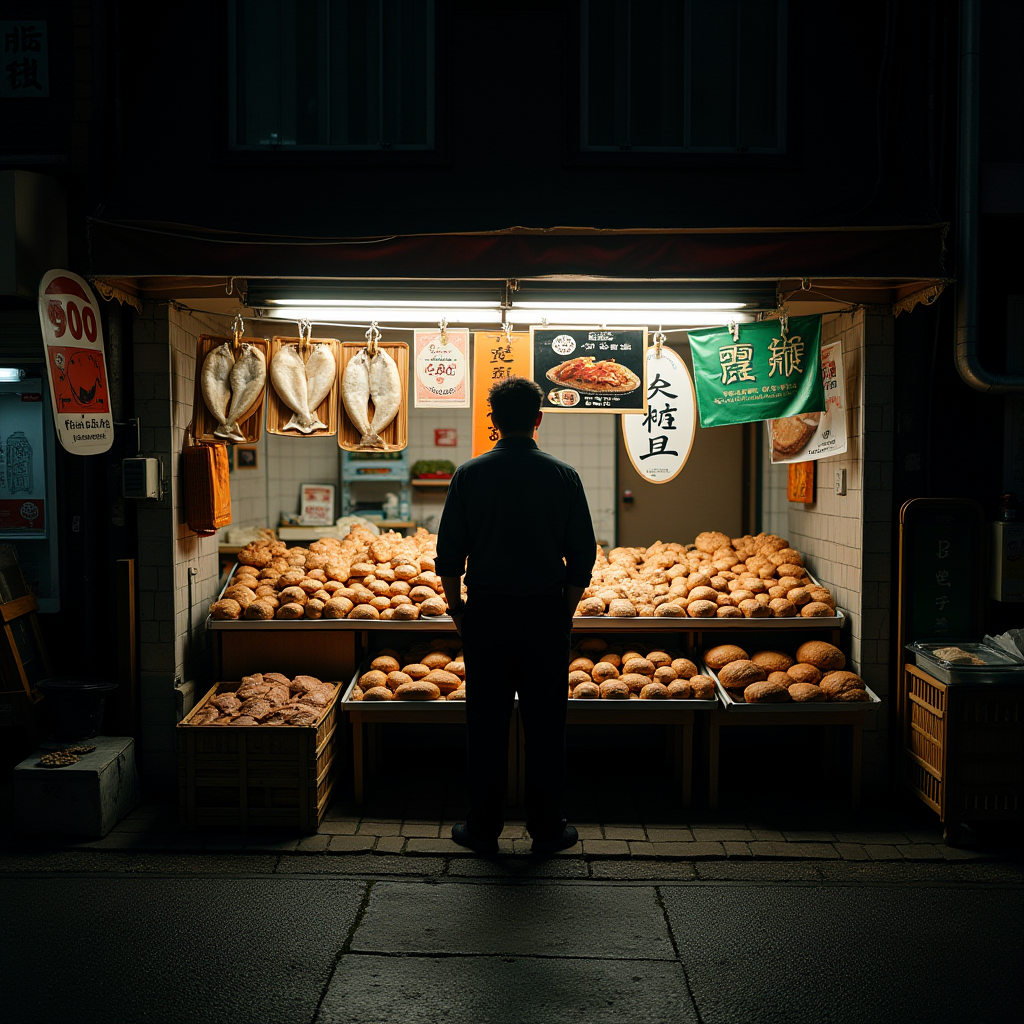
[351,638,465,702]
[704,641,872,703]
[185,673,339,726]
[566,637,716,700]
[576,531,836,619]
[210,525,460,621]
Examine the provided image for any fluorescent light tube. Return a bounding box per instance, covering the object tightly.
[262,307,506,324]
[0,368,24,381]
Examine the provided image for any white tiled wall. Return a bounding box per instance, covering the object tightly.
[786,310,895,784]
[760,424,790,539]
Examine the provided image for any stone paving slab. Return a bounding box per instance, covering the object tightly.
[589,859,698,881]
[276,854,445,876]
[352,881,675,959]
[693,860,822,882]
[314,954,699,1024]
[447,856,589,879]
[661,885,1024,1024]
[2,876,364,1024]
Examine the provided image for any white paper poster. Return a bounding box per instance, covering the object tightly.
[769,339,848,464]
[37,270,113,455]
[621,343,696,484]
[414,328,470,408]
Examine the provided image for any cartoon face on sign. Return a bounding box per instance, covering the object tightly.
[48,347,109,412]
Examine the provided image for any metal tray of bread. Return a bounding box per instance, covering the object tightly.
[906,640,1024,686]
[341,661,470,709]
[704,664,881,714]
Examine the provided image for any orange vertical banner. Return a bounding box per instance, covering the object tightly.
[471,331,533,457]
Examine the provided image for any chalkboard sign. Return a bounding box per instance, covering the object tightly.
[898,499,985,643]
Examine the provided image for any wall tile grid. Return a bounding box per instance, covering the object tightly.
[786,311,894,783]
[760,424,790,539]
[133,305,229,789]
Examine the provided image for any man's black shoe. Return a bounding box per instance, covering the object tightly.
[451,823,499,856]
[531,824,579,856]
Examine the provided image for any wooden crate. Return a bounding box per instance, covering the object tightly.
[265,337,341,437]
[338,341,409,452]
[903,664,1024,831]
[177,681,342,832]
[190,335,270,444]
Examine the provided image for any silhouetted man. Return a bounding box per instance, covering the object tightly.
[436,376,596,855]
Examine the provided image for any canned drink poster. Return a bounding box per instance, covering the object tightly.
[37,270,114,455]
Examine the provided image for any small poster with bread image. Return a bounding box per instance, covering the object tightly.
[769,339,848,463]
[531,327,647,413]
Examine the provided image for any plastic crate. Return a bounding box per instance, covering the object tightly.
[903,664,1024,826]
[177,681,342,832]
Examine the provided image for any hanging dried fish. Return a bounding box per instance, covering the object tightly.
[201,342,235,433]
[271,343,334,433]
[216,343,266,442]
[342,346,402,447]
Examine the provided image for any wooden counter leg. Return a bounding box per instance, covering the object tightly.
[850,720,863,809]
[681,721,693,809]
[708,715,720,812]
[352,717,364,808]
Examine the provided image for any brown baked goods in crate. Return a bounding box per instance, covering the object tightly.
[575,533,838,619]
[181,673,341,727]
[566,641,716,701]
[213,525,458,621]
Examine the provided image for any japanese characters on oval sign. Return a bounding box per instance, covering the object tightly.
[36,270,113,455]
[622,344,697,484]
[687,314,824,428]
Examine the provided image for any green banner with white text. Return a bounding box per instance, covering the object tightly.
[687,315,824,428]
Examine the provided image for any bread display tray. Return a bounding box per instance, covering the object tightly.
[905,639,1024,686]
[571,610,844,631]
[341,664,478,710]
[703,664,882,714]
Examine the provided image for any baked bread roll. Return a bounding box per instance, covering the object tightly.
[801,601,834,617]
[422,651,451,670]
[769,598,797,617]
[244,599,275,620]
[622,650,644,664]
[386,671,413,692]
[618,672,649,694]
[623,657,655,677]
[653,666,678,685]
[689,676,716,699]
[447,688,467,700]
[577,597,605,616]
[362,686,393,701]
[767,671,793,688]
[820,671,867,699]
[607,599,637,617]
[751,650,795,673]
[669,658,697,679]
[795,641,845,671]
[807,587,836,608]
[598,653,622,669]
[640,682,670,700]
[393,604,420,620]
[599,679,630,699]
[348,686,363,702]
[647,651,672,669]
[718,660,766,688]
[367,595,390,612]
[744,680,792,703]
[348,604,380,619]
[569,657,595,674]
[695,531,731,553]
[389,595,413,607]
[419,596,447,617]
[223,586,255,608]
[394,563,419,581]
[704,644,749,670]
[210,599,241,620]
[402,663,430,680]
[716,606,743,618]
[788,682,825,702]
[667,680,693,699]
[446,660,466,679]
[740,599,772,618]
[577,637,608,654]
[655,602,686,617]
[686,599,717,618]
[359,669,388,690]
[573,681,600,699]
[836,688,870,702]
[395,680,441,701]
[591,662,620,683]
[276,603,305,619]
[688,585,719,603]
[568,669,592,688]
[278,586,308,606]
[424,669,461,695]
[787,663,823,685]
[388,580,412,596]
[786,586,812,606]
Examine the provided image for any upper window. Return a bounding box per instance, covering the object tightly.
[230,0,434,151]
[581,0,786,154]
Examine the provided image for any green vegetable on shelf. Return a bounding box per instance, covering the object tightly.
[411,459,455,478]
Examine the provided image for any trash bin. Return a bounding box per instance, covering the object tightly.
[37,679,118,740]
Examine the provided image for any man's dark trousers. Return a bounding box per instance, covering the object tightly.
[459,584,571,841]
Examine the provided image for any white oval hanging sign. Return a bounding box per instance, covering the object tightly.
[622,342,696,484]
[37,269,114,455]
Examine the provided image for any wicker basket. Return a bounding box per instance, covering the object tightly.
[177,681,342,832]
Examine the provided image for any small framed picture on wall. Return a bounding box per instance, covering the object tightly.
[235,446,258,470]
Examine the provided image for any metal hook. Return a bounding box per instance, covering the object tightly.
[801,278,812,291]
[232,313,244,353]
[365,321,381,356]
[297,319,312,355]
[438,316,448,345]
[728,319,740,341]
[653,328,666,359]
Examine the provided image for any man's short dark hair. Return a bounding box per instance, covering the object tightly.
[488,376,543,433]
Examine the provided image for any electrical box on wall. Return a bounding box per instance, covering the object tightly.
[122,458,161,500]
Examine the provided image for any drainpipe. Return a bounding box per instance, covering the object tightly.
[955,0,1024,393]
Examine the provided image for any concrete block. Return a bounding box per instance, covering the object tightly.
[14,737,140,838]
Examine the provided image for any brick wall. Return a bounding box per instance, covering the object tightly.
[786,310,895,785]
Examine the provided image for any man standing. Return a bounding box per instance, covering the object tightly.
[435,376,596,856]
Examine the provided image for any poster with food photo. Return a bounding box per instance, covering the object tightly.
[531,327,647,413]
[769,339,848,463]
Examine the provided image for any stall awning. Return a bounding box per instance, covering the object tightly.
[87,219,950,309]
